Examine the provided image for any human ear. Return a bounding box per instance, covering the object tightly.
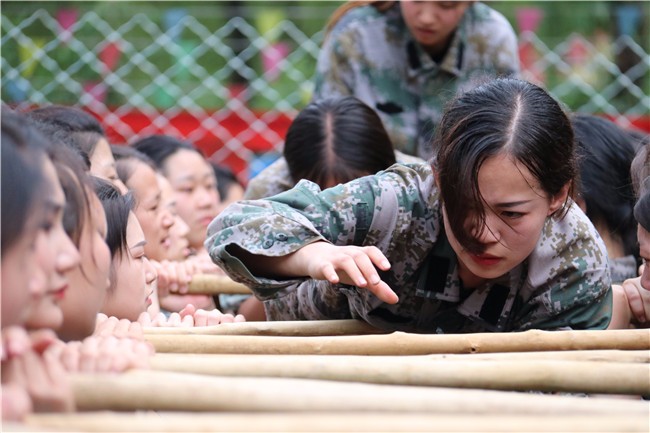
[548,182,571,216]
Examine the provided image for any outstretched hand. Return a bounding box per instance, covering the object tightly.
[293,242,398,304]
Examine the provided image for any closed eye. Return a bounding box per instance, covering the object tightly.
[501,211,524,219]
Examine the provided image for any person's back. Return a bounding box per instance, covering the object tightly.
[573,114,644,283]
[245,96,424,201]
[313,1,519,158]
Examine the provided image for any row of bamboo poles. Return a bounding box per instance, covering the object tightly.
[17,276,650,432]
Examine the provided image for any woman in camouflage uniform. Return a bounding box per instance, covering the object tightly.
[206,79,612,333]
[313,1,520,159]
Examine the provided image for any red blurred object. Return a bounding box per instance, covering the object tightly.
[99,42,122,73]
[91,108,293,181]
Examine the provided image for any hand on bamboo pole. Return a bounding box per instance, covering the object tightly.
[184,274,252,295]
[142,319,386,336]
[139,304,245,328]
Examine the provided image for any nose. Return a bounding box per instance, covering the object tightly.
[175,216,190,237]
[196,187,217,210]
[162,209,175,229]
[470,215,500,245]
[58,234,81,275]
[143,257,157,285]
[419,3,437,25]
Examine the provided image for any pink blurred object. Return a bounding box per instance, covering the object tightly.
[83,80,107,104]
[516,7,545,84]
[261,42,289,81]
[515,8,543,33]
[566,37,589,65]
[100,42,121,74]
[56,8,78,43]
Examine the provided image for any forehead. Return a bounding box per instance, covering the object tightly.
[157,174,174,196]
[87,188,107,228]
[90,138,113,163]
[166,150,212,177]
[41,158,65,202]
[126,212,146,246]
[477,154,544,202]
[129,163,160,196]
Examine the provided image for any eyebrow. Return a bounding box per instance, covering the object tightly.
[131,240,147,249]
[176,172,214,182]
[44,199,64,214]
[493,200,532,208]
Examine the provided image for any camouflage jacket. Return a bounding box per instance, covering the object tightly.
[313,2,520,159]
[244,150,424,200]
[206,163,612,333]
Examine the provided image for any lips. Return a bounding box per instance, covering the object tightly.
[50,284,68,301]
[416,27,437,37]
[470,254,502,267]
[145,288,154,305]
[197,216,214,227]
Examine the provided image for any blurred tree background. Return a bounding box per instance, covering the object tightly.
[2,1,647,112]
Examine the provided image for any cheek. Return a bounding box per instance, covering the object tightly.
[175,198,192,218]
[95,242,112,279]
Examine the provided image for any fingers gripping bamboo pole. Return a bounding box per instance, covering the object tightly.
[145,328,650,355]
[187,274,252,295]
[69,370,650,415]
[25,412,650,433]
[143,319,386,336]
[149,354,650,395]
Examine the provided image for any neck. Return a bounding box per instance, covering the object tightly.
[457,261,487,289]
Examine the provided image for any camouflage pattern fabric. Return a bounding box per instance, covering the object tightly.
[313,2,520,159]
[206,163,612,333]
[244,150,424,200]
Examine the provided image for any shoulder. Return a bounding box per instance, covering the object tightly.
[327,4,403,47]
[243,157,292,200]
[330,5,392,35]
[528,202,610,294]
[466,2,516,32]
[395,150,427,165]
[375,162,439,208]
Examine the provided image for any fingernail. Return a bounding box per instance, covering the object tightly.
[370,275,380,285]
[381,260,390,268]
[358,278,367,286]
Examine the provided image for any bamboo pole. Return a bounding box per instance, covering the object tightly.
[145,328,650,355]
[25,412,650,433]
[69,370,649,415]
[149,354,649,395]
[428,349,650,362]
[143,319,385,336]
[151,350,650,366]
[187,274,252,295]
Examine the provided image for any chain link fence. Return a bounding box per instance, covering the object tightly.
[2,2,649,181]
